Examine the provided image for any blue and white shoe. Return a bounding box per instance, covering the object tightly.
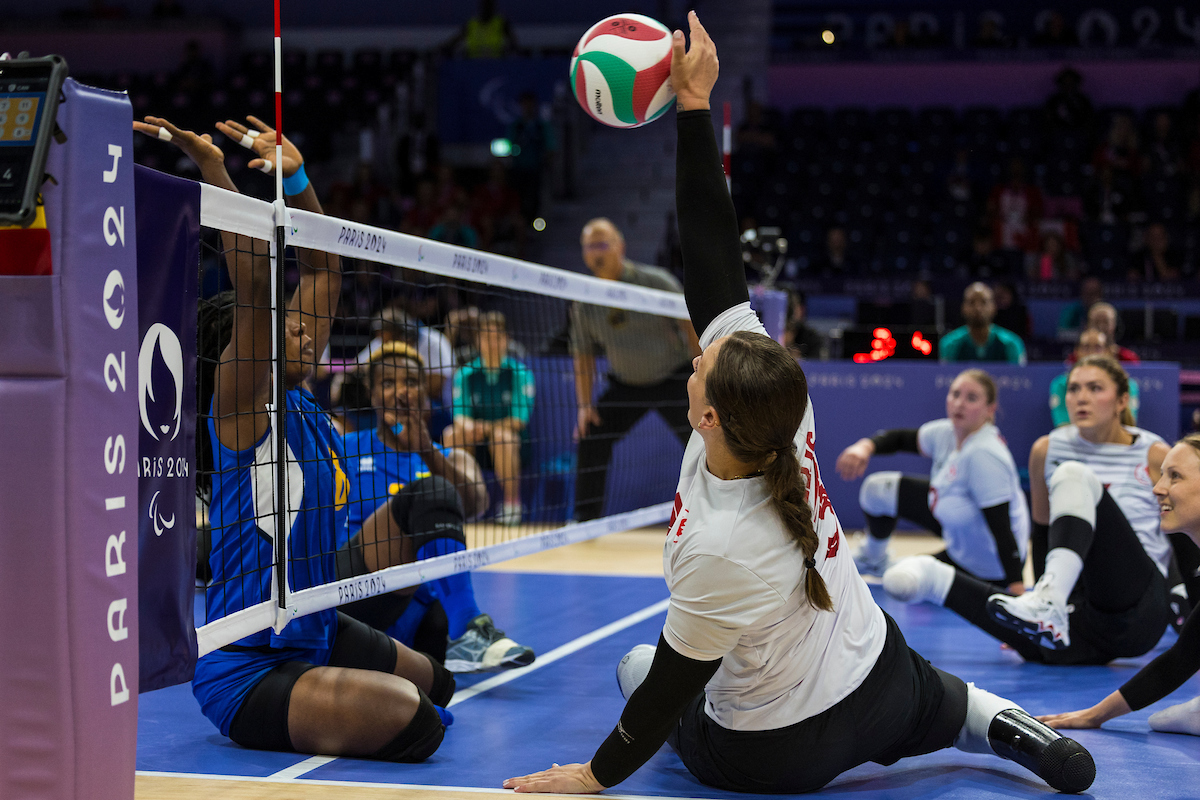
[444,614,536,673]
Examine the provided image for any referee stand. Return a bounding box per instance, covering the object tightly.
[0,78,139,800]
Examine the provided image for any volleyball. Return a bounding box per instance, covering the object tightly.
[570,14,675,129]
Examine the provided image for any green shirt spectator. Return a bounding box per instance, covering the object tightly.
[939,324,1027,364]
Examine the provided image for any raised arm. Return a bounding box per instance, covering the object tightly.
[836,428,923,481]
[672,13,748,336]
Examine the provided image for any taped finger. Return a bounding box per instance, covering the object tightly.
[239,133,257,149]
[157,127,173,142]
[257,160,274,174]
[247,129,260,139]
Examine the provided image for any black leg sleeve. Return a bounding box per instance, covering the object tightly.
[1030,522,1049,581]
[944,571,1048,663]
[676,110,749,335]
[897,476,942,534]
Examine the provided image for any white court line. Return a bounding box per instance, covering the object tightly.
[259,596,670,780]
[137,769,712,800]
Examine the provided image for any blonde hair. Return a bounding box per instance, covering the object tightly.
[953,368,998,423]
[1070,354,1134,427]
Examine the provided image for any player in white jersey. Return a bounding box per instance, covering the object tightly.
[836,369,1029,592]
[885,354,1173,666]
[504,16,1094,795]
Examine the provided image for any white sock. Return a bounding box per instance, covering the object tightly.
[862,534,889,560]
[882,555,955,605]
[954,683,1021,754]
[1148,696,1200,735]
[617,644,655,700]
[1037,548,1084,608]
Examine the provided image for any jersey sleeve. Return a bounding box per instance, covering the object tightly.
[917,419,947,458]
[663,553,786,661]
[510,361,535,425]
[965,449,1019,511]
[1005,332,1028,366]
[698,302,768,348]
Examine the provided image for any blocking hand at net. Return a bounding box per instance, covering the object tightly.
[133,115,233,189]
[217,115,303,177]
[670,11,718,112]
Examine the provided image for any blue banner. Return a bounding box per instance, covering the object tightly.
[437,58,569,144]
[135,165,199,692]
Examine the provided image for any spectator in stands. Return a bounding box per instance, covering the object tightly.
[735,101,778,158]
[1028,230,1081,281]
[812,226,858,276]
[1093,113,1144,182]
[507,91,556,223]
[1045,67,1093,131]
[395,111,439,194]
[443,312,535,525]
[988,158,1043,252]
[572,217,700,521]
[965,227,1010,277]
[939,283,1027,364]
[784,290,823,360]
[991,281,1030,340]
[1078,302,1139,364]
[1132,222,1184,282]
[910,279,937,326]
[359,307,457,433]
[174,39,214,95]
[1058,275,1104,332]
[946,148,975,203]
[1084,164,1136,226]
[428,201,480,250]
[1051,329,1139,427]
[471,160,525,257]
[432,164,468,216]
[1146,112,1184,180]
[1033,11,1077,47]
[974,15,1010,48]
[444,0,518,58]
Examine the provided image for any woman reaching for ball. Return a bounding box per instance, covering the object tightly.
[835,369,1028,594]
[1037,435,1200,735]
[502,13,1094,794]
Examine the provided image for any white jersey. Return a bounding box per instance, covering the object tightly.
[664,303,887,732]
[1045,425,1169,576]
[918,419,1030,582]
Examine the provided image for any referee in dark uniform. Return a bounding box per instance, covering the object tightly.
[572,217,701,521]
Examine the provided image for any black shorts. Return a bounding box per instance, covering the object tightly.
[226,611,399,751]
[671,612,967,794]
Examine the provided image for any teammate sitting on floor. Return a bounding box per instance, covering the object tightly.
[503,17,1094,794]
[1039,434,1200,736]
[835,369,1029,593]
[883,355,1173,665]
[142,114,453,761]
[339,342,536,673]
[442,311,535,525]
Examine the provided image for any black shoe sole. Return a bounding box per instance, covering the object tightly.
[986,599,1069,651]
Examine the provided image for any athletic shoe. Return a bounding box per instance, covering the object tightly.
[988,708,1095,793]
[851,539,892,577]
[987,589,1071,650]
[444,614,536,673]
[497,502,522,526]
[881,555,952,604]
[1148,695,1200,735]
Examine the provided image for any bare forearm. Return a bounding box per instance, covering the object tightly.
[574,355,596,407]
[426,448,488,518]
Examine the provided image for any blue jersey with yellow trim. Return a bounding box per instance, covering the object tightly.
[341,427,451,540]
[202,387,351,650]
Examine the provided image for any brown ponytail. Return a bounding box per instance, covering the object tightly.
[708,331,834,612]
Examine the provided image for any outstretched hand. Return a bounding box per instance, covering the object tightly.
[216,115,303,177]
[670,10,718,111]
[503,762,604,794]
[133,115,225,173]
[1035,709,1105,730]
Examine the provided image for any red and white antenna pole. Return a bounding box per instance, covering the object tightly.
[273,0,284,203]
[722,101,732,192]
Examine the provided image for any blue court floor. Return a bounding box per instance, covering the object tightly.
[138,571,1200,798]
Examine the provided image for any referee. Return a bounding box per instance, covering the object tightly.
[572,217,700,521]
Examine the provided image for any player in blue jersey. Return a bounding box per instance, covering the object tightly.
[340,342,536,673]
[138,113,453,761]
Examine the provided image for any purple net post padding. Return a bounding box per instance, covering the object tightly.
[134,165,200,692]
[1,78,140,800]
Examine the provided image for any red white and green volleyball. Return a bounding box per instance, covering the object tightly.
[570,14,675,128]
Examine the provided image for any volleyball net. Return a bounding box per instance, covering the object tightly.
[194,184,693,655]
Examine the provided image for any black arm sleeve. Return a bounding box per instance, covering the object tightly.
[590,633,722,788]
[1120,604,1200,710]
[870,428,921,455]
[676,109,749,336]
[981,502,1025,585]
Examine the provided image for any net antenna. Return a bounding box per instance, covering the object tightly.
[270,0,290,633]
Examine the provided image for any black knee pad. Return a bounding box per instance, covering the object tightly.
[389,476,466,552]
[372,688,445,763]
[413,600,449,664]
[420,650,456,707]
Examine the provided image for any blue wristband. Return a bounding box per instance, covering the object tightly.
[282,163,310,196]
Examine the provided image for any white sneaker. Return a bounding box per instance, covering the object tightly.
[882,555,951,604]
[444,614,535,673]
[852,539,892,577]
[987,589,1071,650]
[498,502,522,526]
[1148,695,1200,735]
